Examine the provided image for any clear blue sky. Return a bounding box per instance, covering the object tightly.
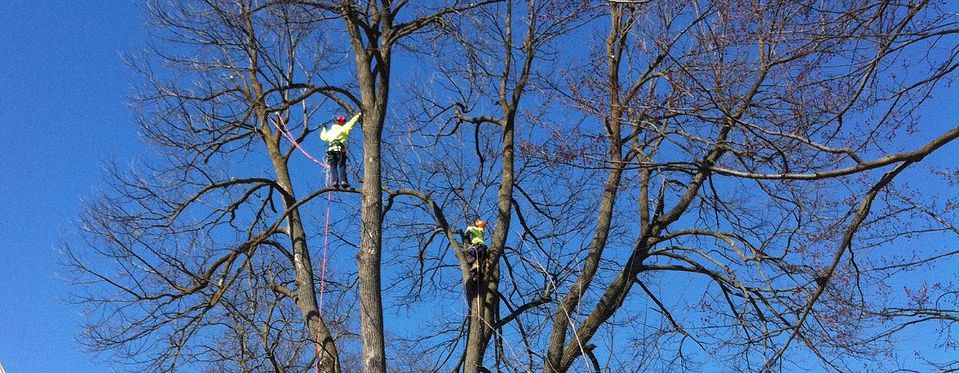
[0,1,143,371]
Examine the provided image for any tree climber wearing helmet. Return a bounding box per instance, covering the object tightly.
[458,218,488,281]
[320,113,361,189]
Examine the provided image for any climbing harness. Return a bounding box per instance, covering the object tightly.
[329,139,346,152]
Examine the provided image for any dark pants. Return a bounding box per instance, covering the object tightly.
[466,243,488,282]
[326,150,348,186]
[467,243,487,260]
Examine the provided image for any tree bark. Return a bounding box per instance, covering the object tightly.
[247,15,341,366]
[357,105,387,372]
[463,112,514,371]
[344,7,390,370]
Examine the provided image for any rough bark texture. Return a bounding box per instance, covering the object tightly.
[463,116,514,372]
[357,106,387,372]
[353,42,389,373]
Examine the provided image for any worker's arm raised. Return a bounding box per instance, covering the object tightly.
[342,113,362,134]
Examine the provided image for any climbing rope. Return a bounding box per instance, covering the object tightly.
[313,169,333,373]
[270,115,328,167]
[319,170,332,312]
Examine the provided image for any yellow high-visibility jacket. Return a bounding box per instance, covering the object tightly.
[320,113,360,152]
[466,225,486,246]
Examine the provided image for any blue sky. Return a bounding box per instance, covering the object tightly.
[0,1,144,371]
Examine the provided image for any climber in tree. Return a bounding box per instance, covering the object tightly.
[320,113,361,189]
[458,218,488,281]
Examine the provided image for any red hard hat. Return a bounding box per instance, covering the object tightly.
[475,220,487,228]
[335,115,346,124]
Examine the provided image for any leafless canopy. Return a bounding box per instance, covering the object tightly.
[67,0,959,372]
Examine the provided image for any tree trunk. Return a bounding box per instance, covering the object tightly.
[464,92,516,370]
[357,107,387,372]
[463,263,500,372]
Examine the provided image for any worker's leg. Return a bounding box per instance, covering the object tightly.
[327,151,341,187]
[465,244,478,263]
[337,151,349,187]
[476,244,488,275]
[468,245,479,283]
[476,244,487,258]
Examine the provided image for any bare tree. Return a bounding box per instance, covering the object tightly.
[68,0,959,372]
[67,2,357,371]
[534,0,959,371]
[374,0,959,371]
[379,1,596,370]
[67,0,503,372]
[284,0,502,370]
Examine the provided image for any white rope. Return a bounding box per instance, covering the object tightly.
[525,246,595,373]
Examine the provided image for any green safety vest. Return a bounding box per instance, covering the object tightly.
[320,114,360,152]
[466,225,486,246]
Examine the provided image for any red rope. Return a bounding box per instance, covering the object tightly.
[320,171,332,312]
[270,116,328,167]
[314,170,333,373]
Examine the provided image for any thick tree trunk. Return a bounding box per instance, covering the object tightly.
[357,107,386,372]
[289,208,341,373]
[346,23,390,367]
[337,2,504,370]
[341,4,390,365]
[464,101,516,370]
[463,263,500,372]
[242,6,342,369]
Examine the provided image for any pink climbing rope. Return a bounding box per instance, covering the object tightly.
[319,170,332,313]
[270,116,329,167]
[314,170,333,373]
[269,115,333,373]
